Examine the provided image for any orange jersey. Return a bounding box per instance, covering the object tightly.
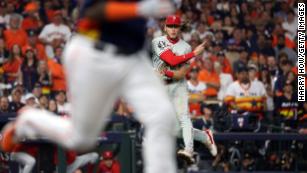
[3,58,22,82]
[47,59,66,91]
[198,69,220,97]
[4,29,28,49]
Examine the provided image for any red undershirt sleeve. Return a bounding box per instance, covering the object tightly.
[160,49,195,67]
[163,69,174,78]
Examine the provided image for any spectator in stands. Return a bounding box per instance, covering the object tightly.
[214,30,226,48]
[21,2,42,32]
[37,60,52,95]
[267,55,279,85]
[232,48,248,74]
[32,83,42,103]
[0,2,6,26]
[0,96,10,113]
[187,66,206,116]
[24,30,48,61]
[198,58,220,99]
[39,11,71,58]
[274,82,299,130]
[224,66,266,114]
[223,16,235,37]
[20,47,38,92]
[257,53,268,70]
[193,104,214,131]
[242,152,256,171]
[24,93,37,108]
[215,61,233,101]
[0,27,4,38]
[2,1,16,28]
[227,28,248,52]
[274,60,293,95]
[214,51,232,74]
[53,46,63,64]
[97,151,120,173]
[248,63,267,93]
[282,10,297,41]
[38,94,49,110]
[48,99,58,114]
[8,88,24,112]
[0,77,11,97]
[0,38,9,65]
[55,90,69,115]
[256,34,275,57]
[47,47,66,92]
[2,44,22,84]
[259,66,274,120]
[274,34,297,65]
[4,13,28,49]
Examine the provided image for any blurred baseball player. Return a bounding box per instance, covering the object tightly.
[152,15,217,163]
[1,1,178,173]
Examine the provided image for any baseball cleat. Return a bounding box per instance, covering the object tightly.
[0,122,18,152]
[204,129,217,156]
[177,149,195,165]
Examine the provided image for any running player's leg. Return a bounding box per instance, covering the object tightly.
[15,36,123,151]
[121,53,177,173]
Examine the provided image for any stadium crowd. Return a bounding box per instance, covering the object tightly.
[0,0,306,172]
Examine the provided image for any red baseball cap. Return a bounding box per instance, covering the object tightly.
[165,15,181,26]
[102,151,113,159]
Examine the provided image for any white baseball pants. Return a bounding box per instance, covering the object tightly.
[167,82,211,152]
[15,35,177,173]
[11,152,36,173]
[67,152,99,173]
[167,82,194,153]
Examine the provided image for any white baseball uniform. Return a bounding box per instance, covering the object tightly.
[152,35,211,153]
[11,1,178,173]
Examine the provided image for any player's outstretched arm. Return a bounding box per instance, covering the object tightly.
[84,0,174,21]
[159,41,207,67]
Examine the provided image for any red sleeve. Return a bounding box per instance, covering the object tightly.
[13,144,38,157]
[112,161,121,173]
[163,69,174,78]
[160,49,195,67]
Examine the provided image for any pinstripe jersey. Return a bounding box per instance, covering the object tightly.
[152,35,192,80]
